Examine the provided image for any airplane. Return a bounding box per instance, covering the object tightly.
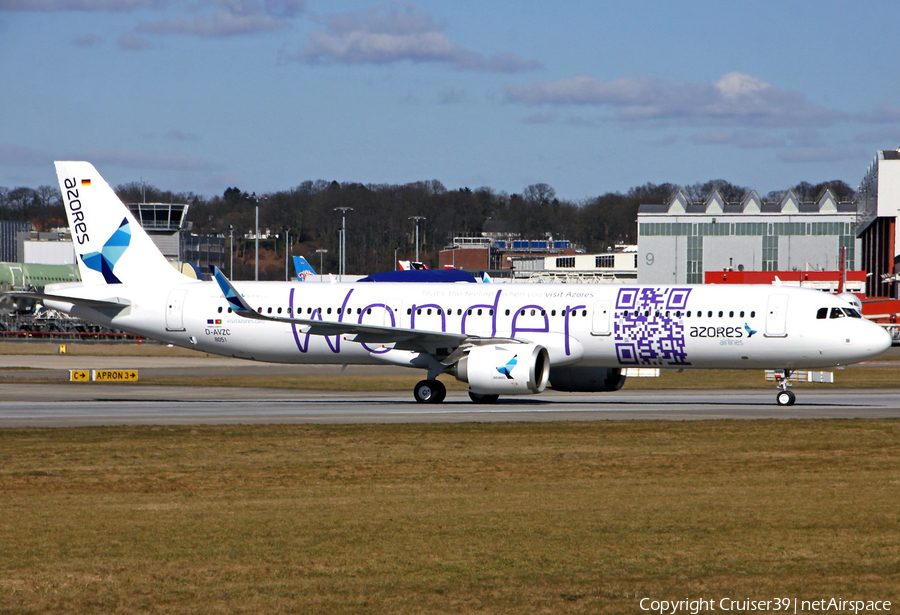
[11,161,892,407]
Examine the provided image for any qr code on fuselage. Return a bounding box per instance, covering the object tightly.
[613,287,692,366]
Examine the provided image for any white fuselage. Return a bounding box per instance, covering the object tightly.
[48,280,891,371]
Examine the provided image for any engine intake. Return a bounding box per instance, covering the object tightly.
[549,366,626,392]
[454,343,550,395]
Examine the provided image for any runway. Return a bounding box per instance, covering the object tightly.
[2,351,899,427]
[2,385,900,427]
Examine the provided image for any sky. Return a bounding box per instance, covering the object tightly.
[2,0,900,202]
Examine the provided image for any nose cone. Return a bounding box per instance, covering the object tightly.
[871,324,893,357]
[856,321,893,361]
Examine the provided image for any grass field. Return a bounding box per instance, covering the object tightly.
[1,421,898,614]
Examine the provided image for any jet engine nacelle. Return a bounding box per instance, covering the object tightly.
[549,366,626,392]
[454,343,550,395]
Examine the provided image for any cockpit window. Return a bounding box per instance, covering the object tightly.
[842,308,862,318]
[830,308,845,319]
[816,307,827,319]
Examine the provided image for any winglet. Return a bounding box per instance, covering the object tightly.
[210,266,257,316]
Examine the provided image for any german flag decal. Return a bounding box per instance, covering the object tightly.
[81,179,92,186]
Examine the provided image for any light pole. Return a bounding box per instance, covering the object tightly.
[316,248,328,281]
[284,227,290,282]
[334,207,353,280]
[252,193,259,281]
[409,216,425,263]
[228,224,234,279]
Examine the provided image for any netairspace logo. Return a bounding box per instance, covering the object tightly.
[639,597,892,615]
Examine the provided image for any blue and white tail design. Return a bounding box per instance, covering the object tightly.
[55,161,189,287]
[293,255,316,281]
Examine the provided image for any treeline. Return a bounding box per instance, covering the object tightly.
[0,178,856,278]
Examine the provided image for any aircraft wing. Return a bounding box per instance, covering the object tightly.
[211,266,486,355]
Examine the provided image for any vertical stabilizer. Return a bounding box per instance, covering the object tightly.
[55,161,189,287]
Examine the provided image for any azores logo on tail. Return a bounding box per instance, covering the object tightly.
[80,218,131,284]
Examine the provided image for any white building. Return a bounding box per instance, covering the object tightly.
[637,189,858,284]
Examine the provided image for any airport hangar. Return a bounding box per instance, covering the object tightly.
[637,150,900,300]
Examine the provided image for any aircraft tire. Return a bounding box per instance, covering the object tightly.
[776,390,796,406]
[468,391,500,404]
[414,379,445,404]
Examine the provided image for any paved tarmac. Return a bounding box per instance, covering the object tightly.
[2,352,899,427]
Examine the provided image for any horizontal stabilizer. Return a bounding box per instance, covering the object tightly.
[2,290,131,310]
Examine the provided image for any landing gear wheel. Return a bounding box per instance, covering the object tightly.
[468,391,500,404]
[414,379,446,404]
[776,390,796,407]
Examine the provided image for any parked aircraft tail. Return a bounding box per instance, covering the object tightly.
[54,161,189,287]
[293,255,317,280]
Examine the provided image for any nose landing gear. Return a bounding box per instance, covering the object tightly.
[774,369,796,406]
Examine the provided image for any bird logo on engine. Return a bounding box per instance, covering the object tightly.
[496,354,518,379]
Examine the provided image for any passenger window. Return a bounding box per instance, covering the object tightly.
[707,311,712,318]
[217,306,223,313]
[830,308,845,319]
[750,311,755,318]
[816,307,827,319]
[740,311,744,318]
[718,311,723,317]
[729,311,734,317]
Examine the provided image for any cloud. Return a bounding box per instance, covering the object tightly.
[437,88,465,104]
[505,72,844,128]
[296,2,541,73]
[117,32,152,49]
[857,103,900,125]
[778,147,854,163]
[522,112,557,125]
[691,130,784,149]
[72,33,102,46]
[0,0,163,10]
[166,129,201,142]
[136,0,305,37]
[79,148,219,172]
[0,144,51,167]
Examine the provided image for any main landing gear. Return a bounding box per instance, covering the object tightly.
[774,369,796,406]
[413,379,446,404]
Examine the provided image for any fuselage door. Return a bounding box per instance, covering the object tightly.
[166,289,188,331]
[765,294,789,337]
[591,299,612,336]
[10,266,23,288]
